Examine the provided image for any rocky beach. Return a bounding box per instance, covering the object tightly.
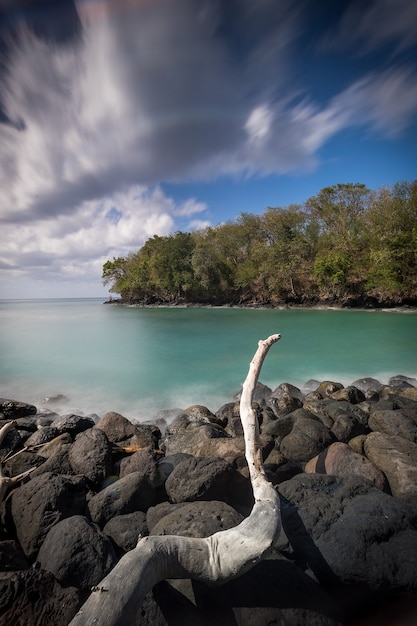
[1,371,417,625]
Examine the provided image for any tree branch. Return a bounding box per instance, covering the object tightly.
[70,334,282,625]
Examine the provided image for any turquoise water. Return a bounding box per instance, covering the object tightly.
[0,299,416,421]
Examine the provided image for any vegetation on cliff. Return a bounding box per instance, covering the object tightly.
[102,181,417,307]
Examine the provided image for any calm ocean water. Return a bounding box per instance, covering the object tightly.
[0,298,416,421]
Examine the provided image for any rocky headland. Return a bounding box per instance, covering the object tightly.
[1,373,417,625]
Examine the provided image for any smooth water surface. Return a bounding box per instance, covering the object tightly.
[0,299,416,420]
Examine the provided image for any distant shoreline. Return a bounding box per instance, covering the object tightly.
[104,298,417,313]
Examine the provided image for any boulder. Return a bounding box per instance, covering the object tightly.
[368,409,417,443]
[87,470,156,527]
[0,540,28,571]
[351,377,384,393]
[119,448,163,487]
[0,399,37,418]
[146,502,190,533]
[50,414,95,438]
[3,450,46,477]
[304,442,387,490]
[0,569,81,625]
[364,432,417,505]
[330,386,365,404]
[150,500,243,538]
[234,381,272,406]
[69,427,113,486]
[279,473,417,591]
[165,457,234,504]
[11,472,87,559]
[96,411,160,450]
[271,382,304,402]
[31,442,74,477]
[389,375,417,388]
[266,393,303,417]
[37,515,117,589]
[24,426,60,446]
[103,511,148,552]
[156,453,194,482]
[316,381,344,397]
[280,417,335,463]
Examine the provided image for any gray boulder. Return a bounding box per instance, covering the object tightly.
[119,448,163,487]
[280,417,335,463]
[69,427,113,486]
[103,511,148,552]
[364,431,417,505]
[368,409,417,443]
[0,398,37,418]
[37,515,117,589]
[165,457,234,504]
[87,470,156,527]
[50,414,95,438]
[279,473,417,591]
[11,472,87,559]
[150,500,243,538]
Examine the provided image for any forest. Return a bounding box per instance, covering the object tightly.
[102,181,417,307]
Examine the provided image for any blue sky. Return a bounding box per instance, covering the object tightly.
[0,0,416,298]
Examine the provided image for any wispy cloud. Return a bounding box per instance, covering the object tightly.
[0,0,416,296]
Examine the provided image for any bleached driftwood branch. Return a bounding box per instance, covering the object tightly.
[0,420,39,503]
[70,334,282,625]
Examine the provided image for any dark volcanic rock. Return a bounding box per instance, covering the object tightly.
[87,470,156,527]
[364,431,417,504]
[279,473,417,591]
[280,416,335,462]
[103,511,148,552]
[119,448,163,487]
[24,426,60,446]
[37,515,117,589]
[351,377,384,393]
[150,500,243,538]
[0,569,81,626]
[330,386,366,404]
[11,472,87,559]
[69,427,113,486]
[165,457,234,504]
[50,413,95,438]
[368,409,417,443]
[0,540,28,571]
[96,411,160,450]
[0,398,37,418]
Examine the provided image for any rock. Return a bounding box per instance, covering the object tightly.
[304,442,387,490]
[69,427,113,486]
[271,382,304,402]
[165,457,234,504]
[266,393,303,417]
[103,511,148,552]
[261,408,317,440]
[37,515,117,589]
[351,377,384,393]
[31,442,74,477]
[302,379,321,393]
[368,409,417,443]
[50,414,95,438]
[3,450,46,477]
[348,434,367,455]
[146,502,190,533]
[183,404,225,427]
[0,569,81,625]
[119,448,163,487]
[389,375,417,388]
[304,399,369,442]
[24,426,60,446]
[279,473,417,591]
[157,453,194,482]
[316,381,344,397]
[0,540,28,571]
[0,399,37,418]
[150,500,243,538]
[87,470,156,527]
[330,386,365,404]
[234,381,272,406]
[364,432,417,505]
[11,472,87,559]
[280,416,335,463]
[96,411,160,450]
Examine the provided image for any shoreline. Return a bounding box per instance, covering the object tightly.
[104,299,417,313]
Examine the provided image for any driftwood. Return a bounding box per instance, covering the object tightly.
[0,420,38,503]
[70,333,282,625]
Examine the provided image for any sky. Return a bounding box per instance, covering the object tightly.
[0,0,416,299]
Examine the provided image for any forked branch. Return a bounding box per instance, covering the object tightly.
[70,334,282,625]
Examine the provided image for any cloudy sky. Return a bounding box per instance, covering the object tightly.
[0,0,416,299]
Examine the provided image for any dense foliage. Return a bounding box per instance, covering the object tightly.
[103,181,417,307]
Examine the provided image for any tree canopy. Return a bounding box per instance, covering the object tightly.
[103,181,417,307]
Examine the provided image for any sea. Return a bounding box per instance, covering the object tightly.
[0,298,416,422]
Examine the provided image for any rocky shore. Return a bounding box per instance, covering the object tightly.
[1,373,417,625]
